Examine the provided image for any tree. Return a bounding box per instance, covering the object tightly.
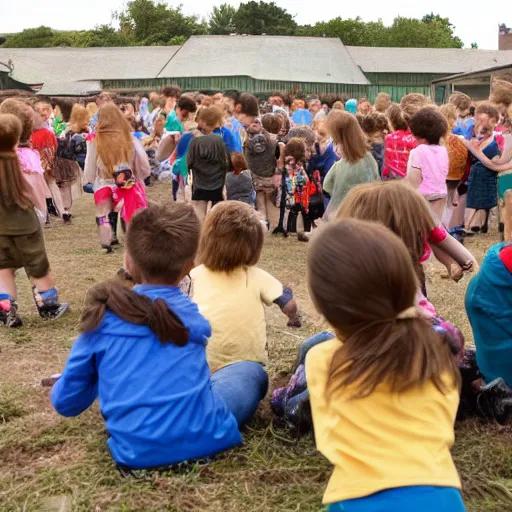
[3,26,57,48]
[471,42,478,49]
[233,1,296,35]
[209,4,237,35]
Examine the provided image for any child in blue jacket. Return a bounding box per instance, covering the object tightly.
[51,203,241,469]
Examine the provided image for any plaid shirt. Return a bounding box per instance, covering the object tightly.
[383,129,418,178]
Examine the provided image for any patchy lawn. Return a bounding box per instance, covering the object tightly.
[1,184,511,511]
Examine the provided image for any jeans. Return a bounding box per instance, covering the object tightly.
[328,486,465,512]
[211,361,268,427]
[298,331,335,365]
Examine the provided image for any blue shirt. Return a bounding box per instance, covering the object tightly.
[214,126,241,153]
[452,118,475,140]
[51,285,241,469]
[466,243,512,387]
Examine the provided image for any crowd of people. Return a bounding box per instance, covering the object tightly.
[2,80,512,511]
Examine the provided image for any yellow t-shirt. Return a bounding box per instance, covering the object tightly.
[305,338,461,505]
[190,265,283,372]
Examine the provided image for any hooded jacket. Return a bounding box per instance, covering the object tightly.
[466,243,512,387]
[51,285,241,469]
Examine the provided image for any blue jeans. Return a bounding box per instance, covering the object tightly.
[298,331,336,365]
[211,361,268,427]
[328,486,465,512]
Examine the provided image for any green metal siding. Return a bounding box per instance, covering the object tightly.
[102,76,369,97]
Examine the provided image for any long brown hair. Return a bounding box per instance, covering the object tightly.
[308,218,460,399]
[95,104,134,178]
[0,113,34,210]
[69,104,90,133]
[326,110,369,163]
[81,281,189,345]
[336,181,436,282]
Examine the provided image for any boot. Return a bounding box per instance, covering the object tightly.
[46,198,58,217]
[32,287,69,321]
[0,296,23,328]
[109,211,120,245]
[96,216,113,253]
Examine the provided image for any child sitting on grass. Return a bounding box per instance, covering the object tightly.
[307,218,465,512]
[0,114,69,327]
[190,201,301,427]
[51,203,241,469]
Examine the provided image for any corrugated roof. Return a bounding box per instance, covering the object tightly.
[0,46,181,85]
[347,46,512,74]
[158,36,370,85]
[37,80,103,96]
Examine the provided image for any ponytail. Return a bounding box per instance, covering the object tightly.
[387,103,408,131]
[81,281,189,346]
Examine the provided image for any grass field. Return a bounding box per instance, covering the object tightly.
[1,184,512,512]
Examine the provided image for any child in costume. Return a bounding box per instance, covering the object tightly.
[190,201,301,427]
[0,114,69,327]
[405,107,450,223]
[307,218,464,512]
[51,203,241,469]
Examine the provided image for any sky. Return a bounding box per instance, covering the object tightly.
[1,0,511,50]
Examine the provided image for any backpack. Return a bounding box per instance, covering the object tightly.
[54,131,80,184]
[245,132,277,178]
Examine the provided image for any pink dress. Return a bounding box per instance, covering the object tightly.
[17,147,51,217]
[408,144,449,199]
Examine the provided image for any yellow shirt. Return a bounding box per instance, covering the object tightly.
[190,265,283,372]
[305,338,461,504]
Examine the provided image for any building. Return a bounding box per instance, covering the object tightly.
[1,35,512,102]
[499,24,512,51]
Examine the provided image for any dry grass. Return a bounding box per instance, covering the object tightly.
[0,184,511,511]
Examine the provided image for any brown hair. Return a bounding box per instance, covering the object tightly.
[0,113,34,210]
[261,113,282,134]
[387,103,408,131]
[198,201,264,273]
[336,181,436,282]
[177,95,197,114]
[439,103,457,134]
[95,104,134,177]
[490,79,512,107]
[197,106,224,129]
[400,93,432,123]
[475,102,500,122]
[235,93,259,117]
[374,92,391,113]
[127,203,200,284]
[162,85,182,99]
[81,280,189,346]
[332,101,344,111]
[284,137,306,164]
[362,112,390,135]
[69,104,90,133]
[0,99,34,143]
[57,99,74,123]
[308,218,460,399]
[326,110,369,163]
[409,107,448,145]
[449,92,471,111]
[230,151,248,172]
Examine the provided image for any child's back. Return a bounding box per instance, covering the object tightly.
[226,170,255,206]
[52,283,240,469]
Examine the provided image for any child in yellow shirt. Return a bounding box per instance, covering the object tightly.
[190,201,301,427]
[306,218,465,512]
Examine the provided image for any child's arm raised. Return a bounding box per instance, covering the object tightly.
[51,334,99,417]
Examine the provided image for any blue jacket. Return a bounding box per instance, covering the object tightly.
[51,285,241,469]
[466,243,512,387]
[214,126,242,153]
[307,142,339,182]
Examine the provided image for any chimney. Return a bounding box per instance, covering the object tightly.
[499,24,512,50]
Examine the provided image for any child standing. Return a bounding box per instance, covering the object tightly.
[361,112,390,175]
[51,203,241,469]
[0,114,69,327]
[405,107,450,222]
[190,202,301,427]
[307,218,464,512]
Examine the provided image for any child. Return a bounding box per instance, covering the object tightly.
[465,103,502,233]
[244,118,280,230]
[361,112,390,175]
[306,218,465,512]
[374,92,391,114]
[0,99,51,218]
[226,152,254,205]
[279,137,310,241]
[0,114,69,327]
[190,201,301,426]
[405,107,450,222]
[450,92,474,140]
[51,203,241,469]
[323,111,379,219]
[337,181,477,293]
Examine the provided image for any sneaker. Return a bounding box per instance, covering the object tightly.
[62,213,72,224]
[297,233,309,243]
[477,378,512,424]
[0,299,23,328]
[111,234,120,246]
[103,245,113,254]
[38,301,70,321]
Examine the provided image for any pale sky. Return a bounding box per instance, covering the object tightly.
[1,0,511,50]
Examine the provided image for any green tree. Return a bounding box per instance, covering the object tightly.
[233,1,296,35]
[3,26,57,48]
[73,25,134,47]
[209,3,237,35]
[471,42,478,49]
[118,0,205,46]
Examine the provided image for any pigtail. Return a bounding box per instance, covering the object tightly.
[81,281,189,346]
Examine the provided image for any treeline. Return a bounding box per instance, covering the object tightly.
[1,1,466,49]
